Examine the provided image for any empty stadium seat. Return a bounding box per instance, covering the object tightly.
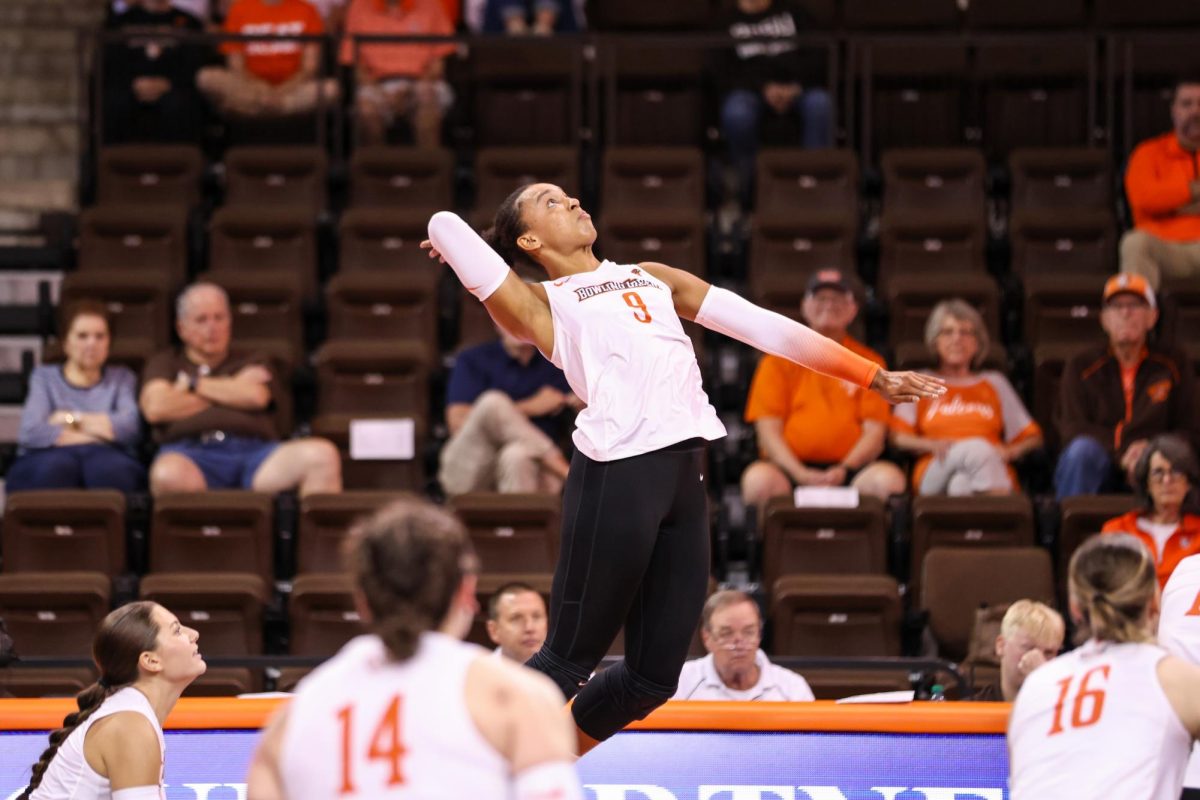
[223,146,328,212]
[754,149,859,218]
[1160,277,1200,354]
[883,271,1001,349]
[600,147,704,213]
[964,0,1086,28]
[602,45,708,146]
[590,0,710,30]
[314,340,429,420]
[78,205,190,290]
[209,206,318,301]
[748,212,857,300]
[1009,211,1117,280]
[457,288,500,350]
[1008,149,1113,213]
[1058,495,1141,591]
[858,42,969,156]
[770,574,903,657]
[297,491,418,575]
[474,147,578,221]
[1095,0,1200,27]
[0,667,98,698]
[349,146,454,210]
[880,148,986,216]
[2,490,126,576]
[0,572,111,657]
[289,573,360,656]
[844,0,959,29]
[150,492,275,585]
[760,496,887,591]
[324,272,439,356]
[877,213,986,286]
[448,493,561,575]
[920,546,1055,662]
[909,494,1036,597]
[96,144,204,208]
[468,42,577,147]
[1031,342,1077,455]
[597,209,707,276]
[310,414,428,492]
[338,207,439,277]
[1022,272,1110,349]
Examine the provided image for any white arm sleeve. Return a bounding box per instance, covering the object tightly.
[112,787,163,800]
[427,211,512,301]
[695,286,879,389]
[514,760,584,800]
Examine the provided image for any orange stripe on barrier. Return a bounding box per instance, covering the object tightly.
[0,698,1010,734]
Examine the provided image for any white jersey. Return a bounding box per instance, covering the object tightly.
[31,686,165,800]
[541,260,726,461]
[1158,553,1200,789]
[279,633,508,800]
[1008,639,1190,800]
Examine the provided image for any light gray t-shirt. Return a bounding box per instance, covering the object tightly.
[18,364,141,452]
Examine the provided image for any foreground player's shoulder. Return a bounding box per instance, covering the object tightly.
[467,651,566,709]
[464,654,574,762]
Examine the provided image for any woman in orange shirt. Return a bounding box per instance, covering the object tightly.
[1102,434,1200,588]
[890,299,1043,495]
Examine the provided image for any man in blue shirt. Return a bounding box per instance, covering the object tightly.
[438,326,581,495]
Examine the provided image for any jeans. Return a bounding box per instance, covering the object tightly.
[5,444,146,492]
[1054,436,1117,501]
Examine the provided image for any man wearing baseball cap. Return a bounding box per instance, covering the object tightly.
[1054,273,1200,499]
[741,268,906,510]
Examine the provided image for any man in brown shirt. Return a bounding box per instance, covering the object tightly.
[140,282,342,495]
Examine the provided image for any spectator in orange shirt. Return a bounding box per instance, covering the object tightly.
[741,269,906,508]
[890,299,1042,495]
[1121,78,1200,290]
[341,0,455,147]
[1102,434,1200,589]
[196,0,339,117]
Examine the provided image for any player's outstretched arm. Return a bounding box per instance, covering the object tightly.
[422,212,555,357]
[641,261,945,404]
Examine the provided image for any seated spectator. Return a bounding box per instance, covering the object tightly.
[486,582,547,663]
[340,0,455,147]
[103,0,208,143]
[464,0,585,34]
[140,282,341,496]
[438,326,579,496]
[891,299,1042,496]
[6,301,146,493]
[1101,434,1200,589]
[992,600,1064,702]
[1055,274,1199,500]
[741,270,905,508]
[673,590,814,701]
[196,0,338,118]
[110,0,214,24]
[714,0,831,209]
[1121,78,1200,290]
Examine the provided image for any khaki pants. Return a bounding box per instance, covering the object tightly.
[918,437,1012,496]
[1119,229,1200,290]
[438,390,564,495]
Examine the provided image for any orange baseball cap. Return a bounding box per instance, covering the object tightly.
[1102,273,1156,309]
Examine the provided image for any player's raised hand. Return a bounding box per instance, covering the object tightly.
[870,369,947,405]
[420,238,446,263]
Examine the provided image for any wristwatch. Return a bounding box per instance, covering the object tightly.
[63,412,79,430]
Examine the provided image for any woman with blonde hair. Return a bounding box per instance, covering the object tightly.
[1008,534,1200,799]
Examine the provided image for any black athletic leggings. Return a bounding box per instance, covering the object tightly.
[525,437,711,741]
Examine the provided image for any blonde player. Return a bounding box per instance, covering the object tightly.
[1158,552,1200,798]
[19,602,205,800]
[1008,534,1200,799]
[421,187,944,752]
[246,499,581,800]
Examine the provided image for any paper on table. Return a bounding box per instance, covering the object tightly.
[793,486,860,508]
[349,418,415,460]
[835,690,916,704]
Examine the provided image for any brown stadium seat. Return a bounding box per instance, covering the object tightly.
[297,491,419,574]
[748,211,857,300]
[921,546,1055,662]
[883,271,1001,349]
[349,146,454,210]
[2,490,126,576]
[1095,1,1200,28]
[877,213,986,286]
[140,572,268,694]
[770,574,903,657]
[78,205,189,290]
[448,493,561,575]
[880,148,986,216]
[469,41,577,147]
[474,147,578,219]
[909,494,1036,598]
[597,209,706,276]
[754,149,859,219]
[1008,149,1113,213]
[964,0,1085,28]
[1009,211,1117,280]
[1114,38,1200,152]
[1031,342,1077,455]
[466,573,554,650]
[96,144,204,208]
[1022,272,1110,349]
[0,572,111,657]
[604,46,707,147]
[844,0,959,29]
[760,496,887,591]
[1160,277,1200,354]
[209,206,317,301]
[324,272,439,357]
[150,492,275,586]
[457,288,500,350]
[58,270,171,362]
[310,414,427,492]
[289,573,360,656]
[600,147,704,213]
[314,340,429,419]
[201,270,305,367]
[590,0,708,30]
[1058,495,1141,593]
[0,667,98,698]
[857,42,969,156]
[223,146,327,212]
[338,207,439,277]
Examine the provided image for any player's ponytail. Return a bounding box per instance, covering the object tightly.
[19,602,160,798]
[1068,534,1157,645]
[345,500,477,661]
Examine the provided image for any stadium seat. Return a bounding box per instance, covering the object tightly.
[468,42,577,147]
[201,270,305,367]
[58,270,171,363]
[96,144,204,208]
[208,206,318,301]
[150,492,275,586]
[597,209,707,276]
[877,212,986,286]
[769,574,903,657]
[909,494,1036,598]
[880,148,986,216]
[1031,342,1077,455]
[0,667,98,698]
[1058,495,1141,592]
[600,147,705,213]
[1009,211,1117,280]
[857,42,969,156]
[297,491,419,575]
[0,572,111,657]
[338,207,440,277]
[748,211,857,300]
[348,146,454,210]
[310,414,428,492]
[1008,148,1113,213]
[223,146,328,213]
[313,340,429,420]
[78,204,190,290]
[1022,272,1110,349]
[448,493,561,575]
[457,287,500,350]
[466,572,553,650]
[602,45,708,147]
[964,0,1086,28]
[324,271,439,357]
[1095,0,1200,28]
[1160,277,1200,354]
[1114,37,1200,153]
[760,496,887,591]
[754,149,859,219]
[289,573,360,656]
[589,0,710,30]
[474,147,578,221]
[2,490,126,576]
[883,271,1001,349]
[920,546,1054,662]
[843,0,959,29]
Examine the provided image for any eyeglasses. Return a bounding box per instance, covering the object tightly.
[1105,299,1150,313]
[1149,466,1187,483]
[935,327,977,339]
[708,625,762,646]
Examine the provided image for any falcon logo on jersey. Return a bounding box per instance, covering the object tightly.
[574,277,657,302]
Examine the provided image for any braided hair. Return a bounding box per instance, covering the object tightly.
[1068,534,1158,646]
[19,601,160,799]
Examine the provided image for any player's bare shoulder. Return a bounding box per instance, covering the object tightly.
[464,652,574,764]
[467,650,566,710]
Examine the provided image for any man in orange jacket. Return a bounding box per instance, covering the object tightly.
[1121,78,1200,289]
